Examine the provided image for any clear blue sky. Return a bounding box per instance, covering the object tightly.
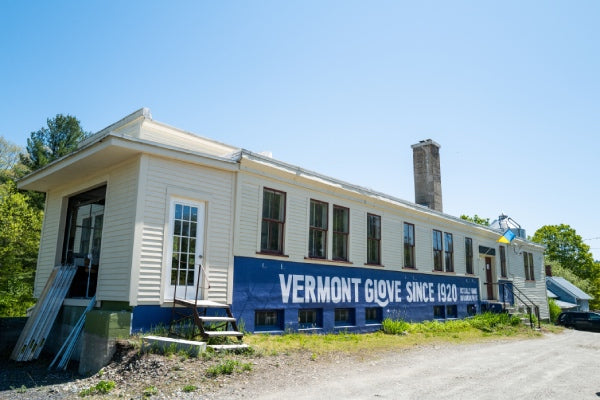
[1,1,599,260]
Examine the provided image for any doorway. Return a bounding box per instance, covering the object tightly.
[62,185,106,298]
[164,199,206,301]
[484,256,495,300]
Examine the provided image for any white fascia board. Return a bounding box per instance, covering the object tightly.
[18,133,240,191]
[78,108,150,148]
[239,149,545,249]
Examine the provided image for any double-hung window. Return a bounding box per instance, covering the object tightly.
[404,222,415,269]
[524,252,535,281]
[433,230,443,271]
[500,246,507,277]
[465,237,473,274]
[309,200,328,259]
[261,188,286,254]
[332,205,349,261]
[444,232,454,272]
[367,213,381,265]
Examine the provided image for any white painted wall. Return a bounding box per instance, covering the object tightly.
[133,156,236,305]
[234,157,549,319]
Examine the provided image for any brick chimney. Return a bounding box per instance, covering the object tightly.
[412,139,443,212]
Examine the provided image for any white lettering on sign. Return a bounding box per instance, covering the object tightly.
[279,274,468,305]
[364,279,402,307]
[280,274,362,304]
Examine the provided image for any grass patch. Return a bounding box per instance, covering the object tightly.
[79,380,116,397]
[206,359,253,377]
[244,313,543,358]
[183,384,198,393]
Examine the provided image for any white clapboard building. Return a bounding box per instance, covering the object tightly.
[19,108,549,338]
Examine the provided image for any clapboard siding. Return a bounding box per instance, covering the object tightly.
[234,166,548,319]
[96,159,139,300]
[33,160,140,301]
[134,156,235,304]
[33,193,63,297]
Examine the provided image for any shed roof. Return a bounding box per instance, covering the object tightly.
[546,277,592,300]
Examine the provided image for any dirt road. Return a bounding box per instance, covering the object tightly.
[214,329,600,400]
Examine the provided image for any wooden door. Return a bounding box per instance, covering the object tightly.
[485,257,494,300]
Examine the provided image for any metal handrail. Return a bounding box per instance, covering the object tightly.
[494,282,541,329]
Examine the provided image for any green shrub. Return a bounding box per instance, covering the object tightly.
[183,385,197,393]
[382,318,411,334]
[548,299,562,323]
[79,380,116,397]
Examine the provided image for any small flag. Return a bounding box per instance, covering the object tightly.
[497,229,516,244]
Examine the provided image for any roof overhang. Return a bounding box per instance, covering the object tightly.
[18,133,239,193]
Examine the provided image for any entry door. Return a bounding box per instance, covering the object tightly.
[485,257,494,300]
[165,199,205,301]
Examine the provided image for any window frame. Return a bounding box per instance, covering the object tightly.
[444,232,454,272]
[365,307,383,324]
[367,213,381,265]
[403,222,416,269]
[260,188,286,255]
[332,205,350,261]
[254,309,283,331]
[308,199,328,259]
[298,308,322,329]
[499,245,507,278]
[524,251,535,281]
[465,237,473,274]
[334,308,355,327]
[432,230,443,271]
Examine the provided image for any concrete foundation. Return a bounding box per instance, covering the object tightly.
[78,310,131,375]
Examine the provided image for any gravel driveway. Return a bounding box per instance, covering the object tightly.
[214,329,600,400]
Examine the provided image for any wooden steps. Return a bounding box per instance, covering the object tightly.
[170,298,244,343]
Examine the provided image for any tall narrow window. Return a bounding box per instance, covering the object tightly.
[261,188,286,254]
[367,214,381,265]
[404,222,415,269]
[524,252,535,281]
[332,205,349,261]
[433,230,443,271]
[500,246,507,277]
[465,237,473,274]
[309,200,328,258]
[444,232,454,272]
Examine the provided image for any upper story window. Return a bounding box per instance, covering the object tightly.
[444,232,454,272]
[433,230,443,271]
[367,213,381,265]
[308,199,328,259]
[465,237,473,274]
[500,246,507,277]
[404,222,415,269]
[332,205,349,261]
[523,251,535,281]
[260,188,286,254]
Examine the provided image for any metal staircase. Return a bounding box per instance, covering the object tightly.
[495,282,541,330]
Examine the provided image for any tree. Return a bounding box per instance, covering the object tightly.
[20,114,88,171]
[0,180,43,316]
[0,136,27,182]
[460,214,490,226]
[532,224,597,280]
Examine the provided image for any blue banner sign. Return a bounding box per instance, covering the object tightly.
[233,256,480,333]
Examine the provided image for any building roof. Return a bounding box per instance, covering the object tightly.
[18,108,546,251]
[546,276,592,300]
[554,299,578,309]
